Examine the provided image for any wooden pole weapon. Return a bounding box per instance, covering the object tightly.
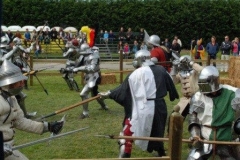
[37,95,101,120]
[104,70,134,74]
[95,135,240,145]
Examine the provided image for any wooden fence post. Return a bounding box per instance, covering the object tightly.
[120,48,123,84]
[168,105,184,160]
[30,55,33,86]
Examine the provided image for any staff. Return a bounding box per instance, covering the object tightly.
[95,134,240,145]
[37,95,101,120]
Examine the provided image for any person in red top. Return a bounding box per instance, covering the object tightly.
[147,35,171,72]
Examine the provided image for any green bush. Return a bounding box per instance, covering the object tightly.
[3,0,240,49]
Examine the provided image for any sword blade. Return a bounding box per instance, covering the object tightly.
[13,127,89,150]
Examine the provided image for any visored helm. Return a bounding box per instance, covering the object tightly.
[71,39,79,47]
[80,43,93,54]
[198,66,221,94]
[0,34,10,48]
[0,60,28,95]
[65,39,79,48]
[132,50,154,68]
[13,37,22,45]
[147,35,160,47]
[178,55,192,71]
[234,118,240,135]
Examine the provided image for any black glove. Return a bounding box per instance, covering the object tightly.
[60,68,66,74]
[189,136,203,149]
[48,121,64,135]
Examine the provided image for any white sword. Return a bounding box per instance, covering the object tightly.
[13,127,89,150]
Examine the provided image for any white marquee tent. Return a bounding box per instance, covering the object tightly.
[7,25,21,32]
[51,26,61,32]
[64,27,77,32]
[21,25,37,32]
[1,25,8,32]
[36,26,51,32]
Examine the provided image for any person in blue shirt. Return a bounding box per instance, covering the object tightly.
[132,40,139,55]
[206,36,219,67]
[23,28,31,47]
[103,30,109,44]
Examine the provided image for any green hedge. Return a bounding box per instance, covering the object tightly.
[2,0,240,48]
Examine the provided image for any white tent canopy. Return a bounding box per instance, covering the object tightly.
[64,27,77,32]
[21,25,37,32]
[7,25,21,32]
[36,26,51,32]
[51,26,61,32]
[1,25,8,32]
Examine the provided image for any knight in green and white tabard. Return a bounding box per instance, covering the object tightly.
[187,66,240,160]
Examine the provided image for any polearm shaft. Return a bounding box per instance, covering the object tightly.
[39,95,100,120]
[22,57,49,95]
[23,66,54,76]
[54,41,65,52]
[13,127,89,150]
[97,135,240,145]
[126,61,173,65]
[34,74,48,95]
[104,70,134,74]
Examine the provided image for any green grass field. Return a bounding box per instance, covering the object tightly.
[15,66,230,159]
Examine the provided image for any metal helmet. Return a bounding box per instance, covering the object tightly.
[13,37,22,45]
[147,35,160,47]
[0,35,10,48]
[234,118,240,135]
[65,39,79,49]
[178,55,192,71]
[198,66,221,94]
[132,50,154,68]
[0,60,27,87]
[80,43,93,54]
[71,39,79,47]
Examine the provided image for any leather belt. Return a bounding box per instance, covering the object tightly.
[147,98,163,101]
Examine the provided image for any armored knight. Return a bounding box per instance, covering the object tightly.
[0,34,16,63]
[73,43,108,119]
[147,35,172,72]
[187,66,240,159]
[0,60,64,160]
[0,35,36,118]
[170,55,204,117]
[98,50,179,158]
[60,39,81,91]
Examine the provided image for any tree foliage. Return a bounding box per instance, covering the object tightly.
[2,0,240,48]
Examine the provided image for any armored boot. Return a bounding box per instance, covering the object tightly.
[97,98,108,110]
[118,132,132,158]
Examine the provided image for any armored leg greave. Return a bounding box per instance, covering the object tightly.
[62,73,73,90]
[80,85,91,117]
[70,79,80,92]
[15,92,28,117]
[64,78,73,90]
[91,85,108,110]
